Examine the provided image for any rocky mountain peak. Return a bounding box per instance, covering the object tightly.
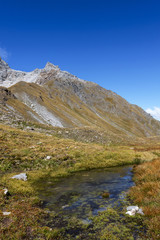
[0,58,86,88]
[0,58,10,82]
[0,57,10,70]
[44,62,59,71]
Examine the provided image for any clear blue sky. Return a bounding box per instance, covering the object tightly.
[0,0,160,117]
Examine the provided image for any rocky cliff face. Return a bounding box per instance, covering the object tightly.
[0,58,160,139]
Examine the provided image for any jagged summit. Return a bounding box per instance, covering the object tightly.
[0,58,85,88]
[0,57,10,82]
[0,57,10,68]
[44,62,59,71]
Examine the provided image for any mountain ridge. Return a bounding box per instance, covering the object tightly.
[0,57,86,88]
[0,58,160,141]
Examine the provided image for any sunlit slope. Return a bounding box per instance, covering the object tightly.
[45,77,160,137]
[6,78,160,138]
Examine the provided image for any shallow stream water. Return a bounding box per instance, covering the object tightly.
[39,166,134,220]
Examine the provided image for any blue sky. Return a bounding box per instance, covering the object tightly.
[0,0,160,119]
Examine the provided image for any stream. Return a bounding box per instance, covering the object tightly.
[39,166,134,221]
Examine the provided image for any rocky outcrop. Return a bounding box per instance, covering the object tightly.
[0,87,16,105]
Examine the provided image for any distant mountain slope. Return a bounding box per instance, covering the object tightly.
[0,57,160,138]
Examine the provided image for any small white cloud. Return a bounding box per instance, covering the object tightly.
[0,47,8,60]
[146,107,160,121]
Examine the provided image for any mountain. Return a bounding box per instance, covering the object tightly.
[0,58,85,88]
[0,57,160,141]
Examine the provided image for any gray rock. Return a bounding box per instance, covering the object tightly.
[3,212,11,215]
[126,206,144,216]
[11,173,27,181]
[126,209,137,216]
[137,208,144,215]
[126,206,139,211]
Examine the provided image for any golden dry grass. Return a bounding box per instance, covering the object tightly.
[130,158,160,239]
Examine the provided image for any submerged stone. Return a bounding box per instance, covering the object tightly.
[102,192,110,198]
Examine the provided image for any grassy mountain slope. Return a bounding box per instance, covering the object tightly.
[7,78,160,139]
